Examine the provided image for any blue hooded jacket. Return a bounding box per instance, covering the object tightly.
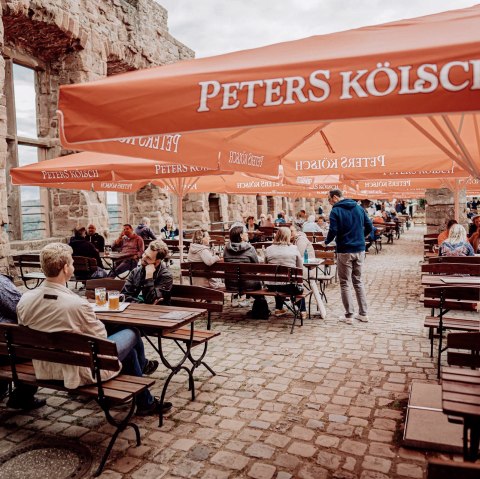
[325,199,373,253]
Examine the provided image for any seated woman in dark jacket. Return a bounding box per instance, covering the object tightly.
[122,239,173,304]
[223,224,260,307]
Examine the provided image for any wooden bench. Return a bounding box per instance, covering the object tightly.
[0,323,154,477]
[181,262,311,333]
[428,256,480,264]
[12,253,45,289]
[423,285,480,378]
[441,332,480,462]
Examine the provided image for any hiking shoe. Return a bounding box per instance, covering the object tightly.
[7,396,46,411]
[355,314,369,322]
[300,311,307,320]
[338,315,353,325]
[274,309,287,317]
[238,299,250,307]
[136,398,173,416]
[143,359,159,376]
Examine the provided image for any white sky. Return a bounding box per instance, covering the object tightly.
[158,0,477,58]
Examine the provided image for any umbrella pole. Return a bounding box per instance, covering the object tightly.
[454,179,460,222]
[178,190,184,284]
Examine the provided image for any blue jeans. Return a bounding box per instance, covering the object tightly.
[108,328,153,408]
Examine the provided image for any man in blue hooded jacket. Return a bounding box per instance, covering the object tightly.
[325,189,373,325]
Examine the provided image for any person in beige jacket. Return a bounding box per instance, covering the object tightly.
[17,243,170,416]
[186,229,222,289]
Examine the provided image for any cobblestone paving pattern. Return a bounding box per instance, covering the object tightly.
[0,226,472,478]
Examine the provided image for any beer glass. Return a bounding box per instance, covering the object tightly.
[95,287,107,307]
[108,290,125,310]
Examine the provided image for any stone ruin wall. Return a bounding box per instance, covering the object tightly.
[425,188,467,234]
[0,0,194,273]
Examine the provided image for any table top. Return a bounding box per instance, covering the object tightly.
[96,302,206,333]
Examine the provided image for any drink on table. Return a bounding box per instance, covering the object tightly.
[108,290,125,310]
[95,287,107,306]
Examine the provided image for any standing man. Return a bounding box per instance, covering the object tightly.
[325,189,373,325]
[86,224,105,252]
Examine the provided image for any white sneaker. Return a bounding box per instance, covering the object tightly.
[231,296,239,307]
[300,311,307,320]
[238,299,250,307]
[338,315,353,325]
[275,309,287,317]
[355,314,369,322]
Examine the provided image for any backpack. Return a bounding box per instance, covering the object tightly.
[248,297,270,320]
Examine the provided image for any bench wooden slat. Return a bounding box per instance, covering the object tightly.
[162,328,221,345]
[428,459,480,479]
[443,391,480,406]
[443,381,480,395]
[424,316,480,330]
[443,400,480,416]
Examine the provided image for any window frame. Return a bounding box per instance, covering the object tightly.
[4,52,52,241]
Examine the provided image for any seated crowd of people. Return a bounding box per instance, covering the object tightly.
[437,213,480,256]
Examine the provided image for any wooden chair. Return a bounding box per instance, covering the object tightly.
[11,254,45,289]
[72,256,98,287]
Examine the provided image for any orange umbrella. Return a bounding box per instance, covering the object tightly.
[57,6,480,179]
[10,152,225,185]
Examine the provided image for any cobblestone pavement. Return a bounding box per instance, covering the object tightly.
[0,226,464,478]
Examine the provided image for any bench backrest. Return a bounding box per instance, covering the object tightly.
[421,263,480,276]
[85,278,126,299]
[169,284,224,313]
[424,285,480,302]
[428,256,480,264]
[0,323,119,372]
[446,332,480,369]
[12,254,42,270]
[314,250,336,265]
[73,256,98,280]
[312,243,336,252]
[181,262,304,284]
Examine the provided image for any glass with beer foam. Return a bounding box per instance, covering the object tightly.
[108,290,125,310]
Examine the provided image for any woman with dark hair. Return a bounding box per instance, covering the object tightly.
[245,215,260,243]
[186,229,222,288]
[223,224,260,307]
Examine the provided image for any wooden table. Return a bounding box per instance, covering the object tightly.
[96,302,207,425]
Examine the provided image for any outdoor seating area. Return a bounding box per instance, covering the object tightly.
[2,2,480,478]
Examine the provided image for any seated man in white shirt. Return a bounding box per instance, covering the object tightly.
[17,243,170,416]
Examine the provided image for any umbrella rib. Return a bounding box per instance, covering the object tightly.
[473,114,480,171]
[442,115,480,178]
[278,123,330,161]
[405,117,473,175]
[427,116,461,156]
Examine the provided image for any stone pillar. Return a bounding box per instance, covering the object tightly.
[129,185,171,232]
[425,187,467,234]
[183,193,210,228]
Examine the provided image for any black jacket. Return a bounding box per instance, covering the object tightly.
[86,233,105,252]
[69,238,103,268]
[223,242,260,292]
[122,264,173,304]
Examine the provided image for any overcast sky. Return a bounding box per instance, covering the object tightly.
[158,0,477,57]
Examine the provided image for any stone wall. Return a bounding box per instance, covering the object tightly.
[0,0,194,274]
[425,187,467,234]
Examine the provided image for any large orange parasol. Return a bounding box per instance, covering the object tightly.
[57,6,480,179]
